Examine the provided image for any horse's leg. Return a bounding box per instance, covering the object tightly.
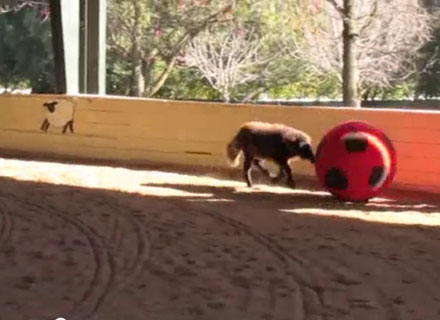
[253,159,272,179]
[280,160,295,188]
[243,154,254,187]
[271,161,285,183]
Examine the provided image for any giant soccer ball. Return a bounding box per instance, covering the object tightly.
[315,121,397,202]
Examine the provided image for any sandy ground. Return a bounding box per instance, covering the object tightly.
[0,157,440,320]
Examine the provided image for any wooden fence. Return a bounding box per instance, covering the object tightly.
[0,94,439,193]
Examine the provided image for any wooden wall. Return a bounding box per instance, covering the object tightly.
[0,94,439,193]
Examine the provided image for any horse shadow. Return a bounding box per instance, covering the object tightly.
[141,180,440,216]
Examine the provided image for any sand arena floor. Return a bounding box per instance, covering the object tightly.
[0,157,439,320]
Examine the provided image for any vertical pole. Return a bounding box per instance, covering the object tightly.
[79,0,87,92]
[51,0,106,95]
[60,0,80,94]
[80,0,107,94]
[49,0,67,93]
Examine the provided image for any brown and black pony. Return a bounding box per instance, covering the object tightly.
[226,121,315,188]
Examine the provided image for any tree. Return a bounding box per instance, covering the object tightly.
[286,0,433,107]
[182,0,314,102]
[0,6,54,92]
[0,0,47,14]
[183,23,270,102]
[415,11,440,99]
[107,0,235,97]
[154,67,220,100]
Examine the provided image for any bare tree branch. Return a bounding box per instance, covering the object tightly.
[287,0,433,93]
[0,0,47,13]
[108,0,236,97]
[326,0,345,16]
[183,24,279,101]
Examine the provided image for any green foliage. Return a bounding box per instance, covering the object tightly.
[362,83,416,101]
[415,19,440,99]
[105,0,440,104]
[267,72,340,100]
[106,53,132,95]
[0,7,54,92]
[107,0,236,97]
[155,67,220,100]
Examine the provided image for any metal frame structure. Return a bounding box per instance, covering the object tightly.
[49,0,106,94]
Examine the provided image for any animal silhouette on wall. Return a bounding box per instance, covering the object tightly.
[40,99,75,134]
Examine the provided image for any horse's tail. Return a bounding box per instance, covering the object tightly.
[226,134,242,167]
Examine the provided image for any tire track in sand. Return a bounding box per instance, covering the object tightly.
[100,196,154,295]
[175,201,325,320]
[6,193,116,319]
[0,199,14,253]
[8,190,154,318]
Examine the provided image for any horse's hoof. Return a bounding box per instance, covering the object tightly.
[271,177,281,184]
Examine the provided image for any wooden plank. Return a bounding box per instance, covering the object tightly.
[357,110,440,129]
[116,136,224,156]
[395,157,440,174]
[0,128,225,157]
[380,127,440,145]
[394,169,440,189]
[74,105,440,145]
[393,141,440,159]
[0,130,226,167]
[73,110,330,143]
[75,109,130,125]
[2,95,440,192]
[68,144,224,168]
[0,130,116,152]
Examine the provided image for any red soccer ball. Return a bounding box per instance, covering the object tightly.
[315,121,397,202]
